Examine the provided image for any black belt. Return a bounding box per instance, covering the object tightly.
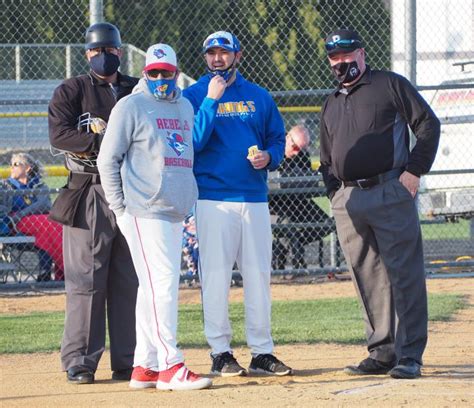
[343,168,403,189]
[68,172,101,188]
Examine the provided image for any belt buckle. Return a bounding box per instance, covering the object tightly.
[355,179,371,189]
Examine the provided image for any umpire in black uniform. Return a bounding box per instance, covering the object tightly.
[48,22,138,384]
[319,29,440,379]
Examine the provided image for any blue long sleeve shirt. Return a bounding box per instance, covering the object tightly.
[183,72,285,202]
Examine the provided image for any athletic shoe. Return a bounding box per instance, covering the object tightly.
[129,366,159,389]
[248,354,293,376]
[156,363,212,391]
[210,352,247,377]
[37,271,51,282]
[344,357,395,375]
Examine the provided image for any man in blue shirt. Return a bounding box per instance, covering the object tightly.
[184,31,292,377]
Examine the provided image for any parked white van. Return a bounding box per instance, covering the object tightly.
[419,68,474,219]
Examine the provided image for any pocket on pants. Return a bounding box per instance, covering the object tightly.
[393,179,414,202]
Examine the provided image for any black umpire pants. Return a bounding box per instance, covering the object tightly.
[331,178,428,364]
[61,184,138,372]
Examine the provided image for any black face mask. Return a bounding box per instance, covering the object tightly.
[331,61,360,84]
[89,52,120,77]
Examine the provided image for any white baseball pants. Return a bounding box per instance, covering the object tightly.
[116,212,184,371]
[195,200,274,356]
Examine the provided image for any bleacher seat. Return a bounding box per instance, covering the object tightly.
[0,80,61,150]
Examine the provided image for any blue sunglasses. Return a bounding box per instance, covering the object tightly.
[203,37,232,53]
[204,37,231,47]
[325,39,361,52]
[203,36,240,53]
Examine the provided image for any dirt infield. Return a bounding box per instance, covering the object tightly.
[1,278,473,407]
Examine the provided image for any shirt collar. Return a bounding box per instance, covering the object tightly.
[89,71,130,87]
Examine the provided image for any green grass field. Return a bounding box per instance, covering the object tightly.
[0,294,465,354]
[44,176,67,189]
[421,218,471,240]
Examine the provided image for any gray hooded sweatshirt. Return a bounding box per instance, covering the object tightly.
[98,78,197,222]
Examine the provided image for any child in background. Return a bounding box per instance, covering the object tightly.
[182,214,198,279]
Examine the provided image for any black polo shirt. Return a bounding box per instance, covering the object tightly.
[319,66,440,197]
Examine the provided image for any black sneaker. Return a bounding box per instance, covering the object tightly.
[248,354,292,376]
[344,357,395,376]
[37,271,51,282]
[211,352,247,377]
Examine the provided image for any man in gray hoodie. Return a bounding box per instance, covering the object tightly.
[98,43,211,391]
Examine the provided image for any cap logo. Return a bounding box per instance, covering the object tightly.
[332,35,341,42]
[154,49,166,59]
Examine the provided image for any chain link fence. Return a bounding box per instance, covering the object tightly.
[1,0,473,285]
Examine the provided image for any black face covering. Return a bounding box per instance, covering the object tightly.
[89,52,120,77]
[331,61,361,84]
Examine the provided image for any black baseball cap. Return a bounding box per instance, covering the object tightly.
[325,29,362,55]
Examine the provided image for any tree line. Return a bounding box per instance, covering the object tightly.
[2,0,390,90]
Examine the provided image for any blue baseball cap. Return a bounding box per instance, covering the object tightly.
[202,31,241,54]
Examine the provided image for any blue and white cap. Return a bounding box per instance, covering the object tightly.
[202,31,241,54]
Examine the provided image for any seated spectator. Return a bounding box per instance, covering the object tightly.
[1,153,64,281]
[269,125,334,269]
[0,189,13,235]
[3,153,51,220]
[182,214,199,279]
[16,214,64,281]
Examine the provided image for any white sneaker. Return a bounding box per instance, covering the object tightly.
[156,363,212,391]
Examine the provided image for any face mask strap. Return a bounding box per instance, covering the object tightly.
[207,54,237,82]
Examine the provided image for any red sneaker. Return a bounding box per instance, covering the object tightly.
[129,366,159,389]
[156,363,212,391]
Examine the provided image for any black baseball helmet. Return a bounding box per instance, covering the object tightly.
[85,22,121,50]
